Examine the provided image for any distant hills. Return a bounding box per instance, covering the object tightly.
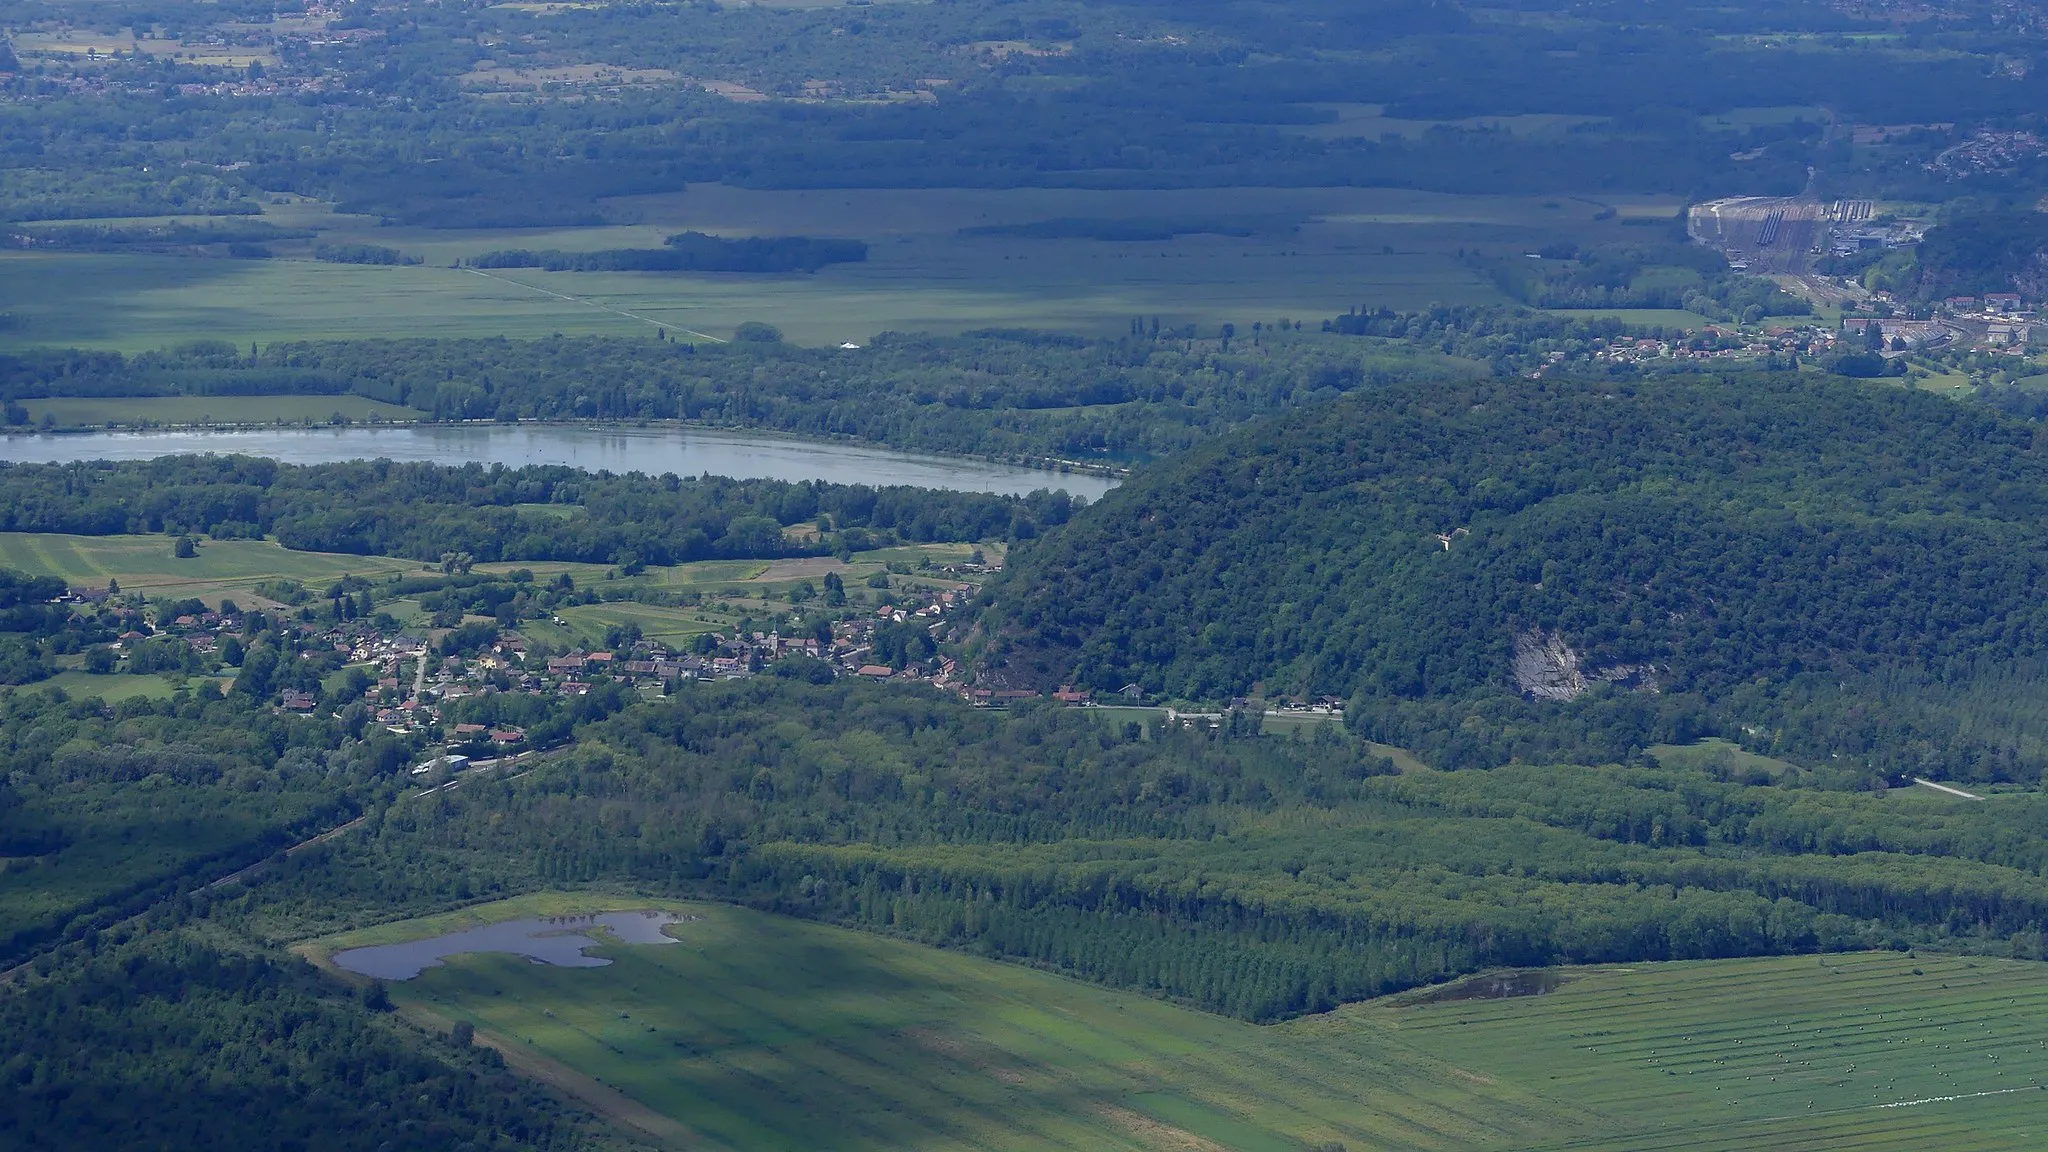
[984,374,2048,776]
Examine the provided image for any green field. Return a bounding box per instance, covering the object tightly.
[0,533,419,603]
[31,669,217,701]
[0,186,1680,350]
[1386,951,2048,1152]
[1286,102,1611,141]
[1648,737,1800,779]
[548,601,729,648]
[310,897,2048,1152]
[21,394,425,428]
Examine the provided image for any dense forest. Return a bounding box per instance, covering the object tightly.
[0,456,1083,564]
[1,926,629,1152]
[982,372,2048,780]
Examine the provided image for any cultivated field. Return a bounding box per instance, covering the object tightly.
[0,533,419,603]
[0,186,1683,350]
[544,601,729,649]
[1383,951,2048,1151]
[307,896,2048,1152]
[308,896,1588,1152]
[21,395,425,429]
[1285,102,1609,141]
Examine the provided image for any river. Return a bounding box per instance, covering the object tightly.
[0,424,1118,499]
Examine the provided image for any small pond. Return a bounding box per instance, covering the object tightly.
[332,910,690,980]
[1406,969,1568,1005]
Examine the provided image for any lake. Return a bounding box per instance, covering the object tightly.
[0,424,1119,499]
[331,911,691,980]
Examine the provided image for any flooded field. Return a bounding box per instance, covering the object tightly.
[1405,969,1568,1005]
[332,910,691,980]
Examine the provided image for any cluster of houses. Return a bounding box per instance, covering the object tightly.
[77,578,1343,721]
[267,581,997,727]
[1845,293,2041,353]
[1577,325,1840,370]
[1927,130,2048,181]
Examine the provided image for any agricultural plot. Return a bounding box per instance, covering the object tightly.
[1383,951,2048,1152]
[21,395,425,429]
[1648,737,1799,779]
[33,669,213,702]
[0,533,417,603]
[1285,102,1609,141]
[307,896,1590,1152]
[1,186,1671,350]
[308,897,2048,1152]
[548,602,729,648]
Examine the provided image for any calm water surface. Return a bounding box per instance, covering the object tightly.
[331,911,689,980]
[0,424,1118,499]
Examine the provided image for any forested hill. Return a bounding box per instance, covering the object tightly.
[984,373,2048,777]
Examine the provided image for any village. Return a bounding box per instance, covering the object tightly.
[53,550,1345,753]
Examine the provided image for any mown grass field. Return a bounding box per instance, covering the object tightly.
[0,533,419,602]
[0,186,1673,350]
[32,669,211,702]
[308,896,2048,1152]
[1381,951,2048,1151]
[546,601,729,648]
[308,896,1587,1152]
[1648,736,1800,779]
[21,394,425,428]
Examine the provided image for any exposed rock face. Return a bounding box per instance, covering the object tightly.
[1512,629,1660,701]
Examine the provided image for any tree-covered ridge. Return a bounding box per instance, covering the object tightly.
[984,374,2048,776]
[1889,209,2048,302]
[237,681,2048,1023]
[0,457,1083,564]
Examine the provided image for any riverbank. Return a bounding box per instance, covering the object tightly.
[0,420,1122,498]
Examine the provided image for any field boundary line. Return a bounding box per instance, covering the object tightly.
[460,268,728,342]
[1525,1082,2048,1150]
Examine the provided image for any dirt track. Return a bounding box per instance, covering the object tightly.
[751,557,853,581]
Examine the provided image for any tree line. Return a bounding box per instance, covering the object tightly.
[236,680,2048,1024]
[0,456,1083,565]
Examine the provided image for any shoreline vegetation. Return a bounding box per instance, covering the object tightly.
[2,412,1134,481]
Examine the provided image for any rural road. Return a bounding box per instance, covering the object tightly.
[1912,778,1985,801]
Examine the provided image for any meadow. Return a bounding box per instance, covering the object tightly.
[21,395,425,429]
[307,895,2048,1152]
[0,186,1681,350]
[34,669,212,701]
[0,533,420,603]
